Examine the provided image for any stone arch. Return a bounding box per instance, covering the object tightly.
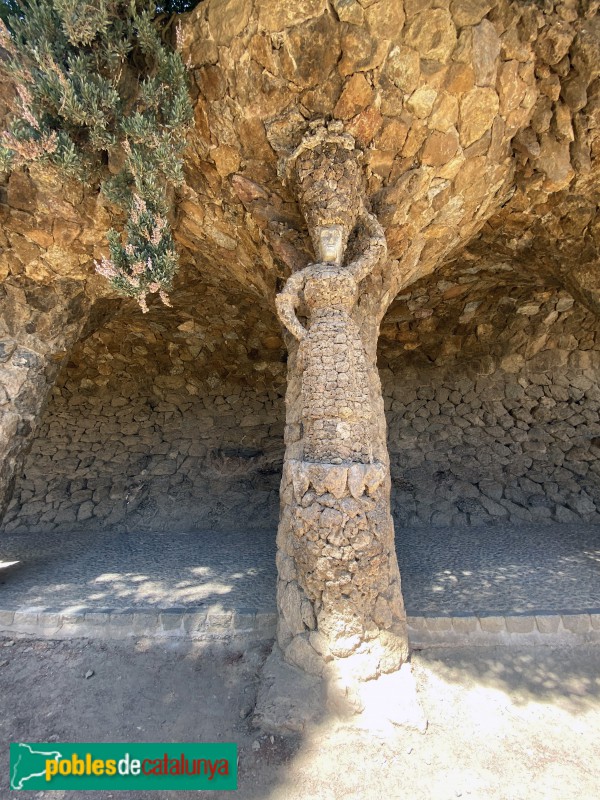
[380,251,600,531]
[2,275,287,536]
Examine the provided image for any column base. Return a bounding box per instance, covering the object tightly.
[277,458,409,681]
[253,644,326,734]
[253,643,427,735]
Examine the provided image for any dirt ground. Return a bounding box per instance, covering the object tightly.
[1,634,599,799]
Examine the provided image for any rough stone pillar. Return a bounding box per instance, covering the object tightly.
[270,123,410,717]
[0,277,91,520]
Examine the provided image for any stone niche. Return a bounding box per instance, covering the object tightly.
[381,261,600,529]
[1,280,288,536]
[3,262,600,535]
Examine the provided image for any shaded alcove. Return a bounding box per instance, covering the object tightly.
[378,256,600,616]
[5,253,600,534]
[380,257,600,529]
[2,255,600,617]
[2,275,287,536]
[0,273,287,613]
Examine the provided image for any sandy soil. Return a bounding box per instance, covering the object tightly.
[1,634,599,799]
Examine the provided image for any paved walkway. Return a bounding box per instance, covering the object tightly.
[0,527,276,612]
[398,523,600,616]
[0,523,598,617]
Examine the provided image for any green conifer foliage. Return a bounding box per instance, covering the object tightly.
[0,0,194,311]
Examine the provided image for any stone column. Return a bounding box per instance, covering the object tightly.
[0,277,91,520]
[271,123,410,717]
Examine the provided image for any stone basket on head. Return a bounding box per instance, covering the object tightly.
[280,119,365,265]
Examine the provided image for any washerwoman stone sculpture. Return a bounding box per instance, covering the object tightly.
[259,122,412,726]
[275,207,387,464]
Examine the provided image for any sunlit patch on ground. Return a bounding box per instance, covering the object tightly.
[1,523,598,619]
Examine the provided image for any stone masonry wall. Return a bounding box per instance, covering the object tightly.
[380,278,600,528]
[386,364,600,527]
[1,378,285,535]
[1,294,287,535]
[3,280,600,533]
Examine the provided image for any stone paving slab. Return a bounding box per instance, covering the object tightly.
[0,527,277,611]
[397,522,600,616]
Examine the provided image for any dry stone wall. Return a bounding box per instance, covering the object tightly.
[380,266,600,528]
[3,273,600,535]
[1,374,284,535]
[1,278,287,535]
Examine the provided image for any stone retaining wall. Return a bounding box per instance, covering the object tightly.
[385,360,600,527]
[3,282,600,533]
[0,382,284,534]
[380,279,600,528]
[1,294,288,534]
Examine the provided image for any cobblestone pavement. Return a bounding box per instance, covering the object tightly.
[0,527,277,612]
[397,522,600,616]
[0,523,598,616]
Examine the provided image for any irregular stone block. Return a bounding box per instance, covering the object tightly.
[479,616,506,633]
[258,0,327,31]
[0,610,15,627]
[348,464,368,498]
[84,610,112,626]
[383,45,420,93]
[450,0,494,27]
[407,616,427,630]
[289,461,311,502]
[363,0,405,41]
[561,614,591,634]
[335,74,374,120]
[208,0,252,45]
[459,87,499,147]
[364,463,386,494]
[254,645,325,734]
[452,616,479,635]
[182,612,208,633]
[323,465,348,499]
[425,616,453,632]
[535,615,561,634]
[158,611,184,632]
[472,20,500,87]
[505,616,536,634]
[285,634,325,676]
[339,23,388,74]
[103,611,134,631]
[280,581,306,636]
[206,610,233,629]
[332,0,364,25]
[405,9,457,63]
[12,609,40,627]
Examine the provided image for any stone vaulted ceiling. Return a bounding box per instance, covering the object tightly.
[1,0,600,340]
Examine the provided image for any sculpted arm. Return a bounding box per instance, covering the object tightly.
[275,269,308,341]
[347,207,387,285]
